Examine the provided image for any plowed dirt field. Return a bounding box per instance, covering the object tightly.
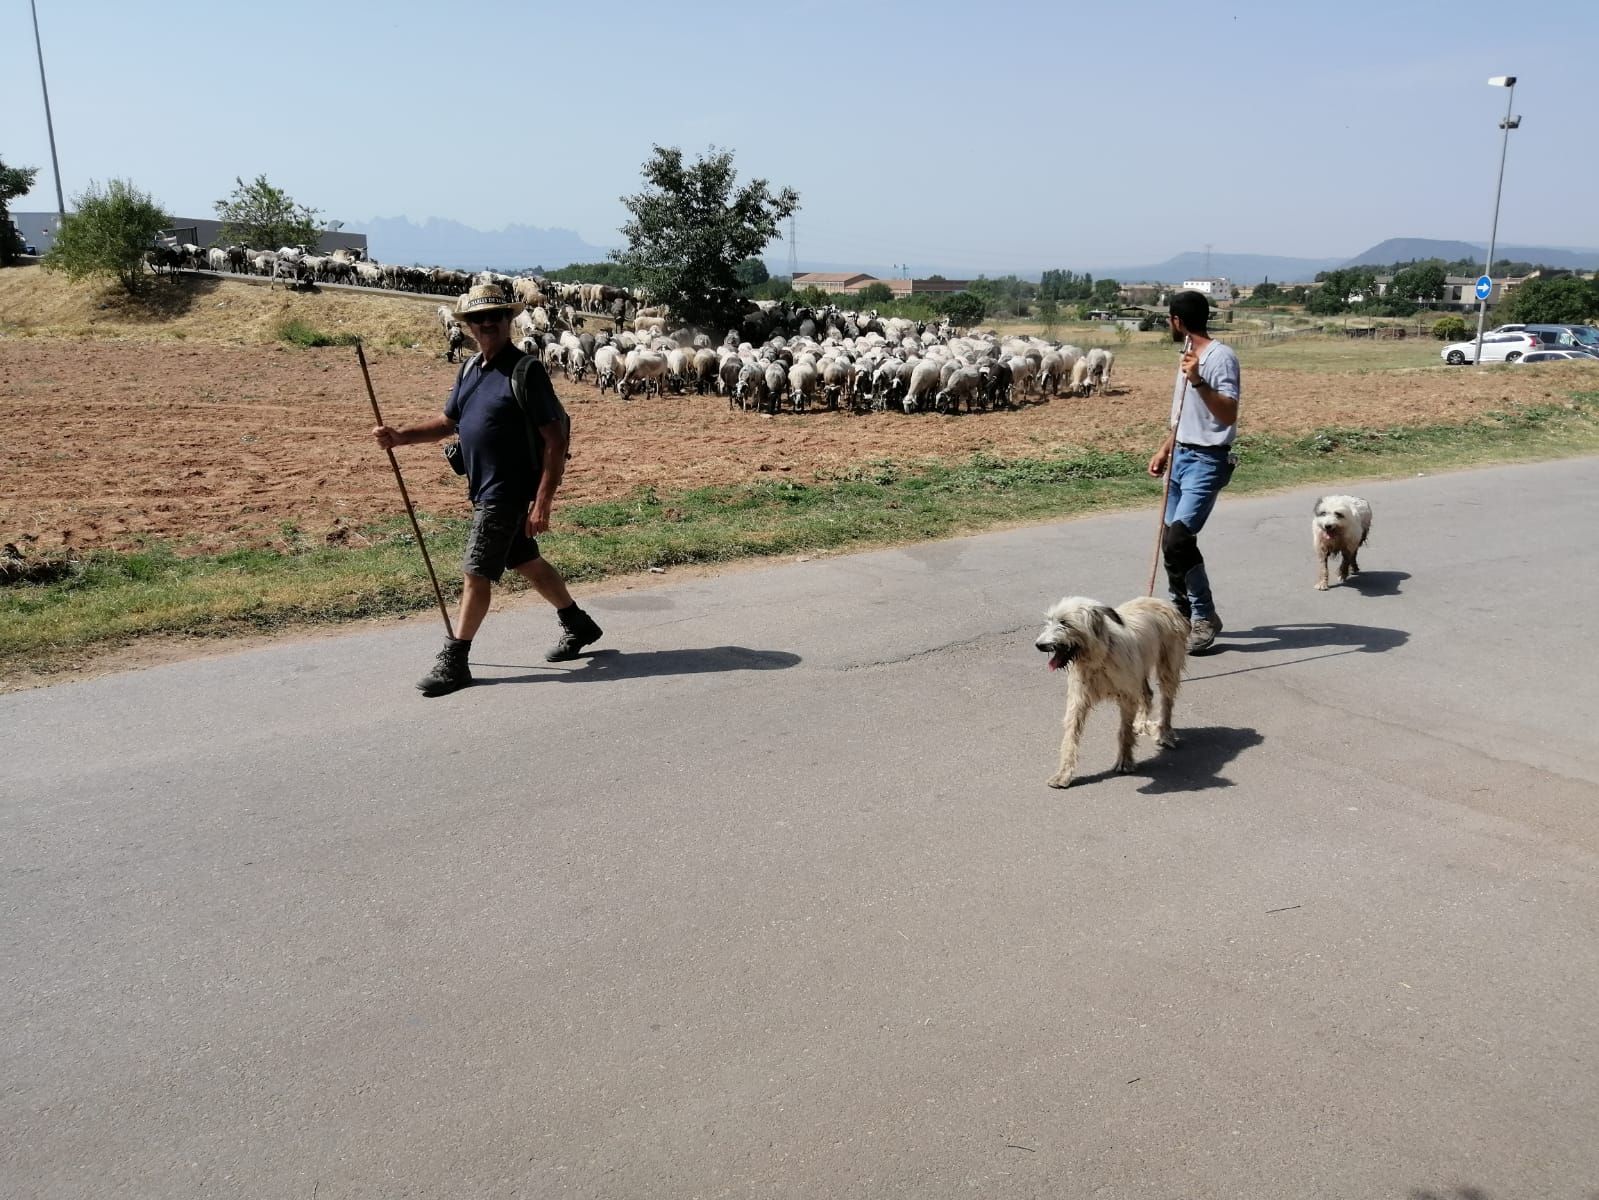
[0,337,1567,556]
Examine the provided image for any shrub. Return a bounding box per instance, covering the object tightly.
[43,178,171,294]
[276,318,360,348]
[1432,315,1468,342]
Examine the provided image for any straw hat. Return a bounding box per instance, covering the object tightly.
[454,281,524,322]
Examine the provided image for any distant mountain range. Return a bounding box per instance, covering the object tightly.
[1339,238,1599,271]
[355,218,1599,282]
[362,216,611,270]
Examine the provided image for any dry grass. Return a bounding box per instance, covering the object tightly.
[0,264,439,350]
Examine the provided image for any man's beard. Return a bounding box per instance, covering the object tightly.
[1171,324,1186,344]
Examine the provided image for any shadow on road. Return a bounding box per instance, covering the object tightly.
[473,646,801,685]
[1188,622,1409,681]
[1342,568,1410,596]
[1070,725,1264,794]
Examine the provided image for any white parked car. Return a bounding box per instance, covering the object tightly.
[1441,333,1538,365]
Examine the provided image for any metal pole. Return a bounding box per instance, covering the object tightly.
[1471,81,1516,367]
[29,0,67,229]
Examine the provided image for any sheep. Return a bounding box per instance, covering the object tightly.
[733,361,766,411]
[693,348,720,395]
[593,344,623,393]
[789,361,820,412]
[665,347,695,394]
[718,355,743,398]
[619,349,668,398]
[1069,357,1092,397]
[1084,347,1115,395]
[934,367,984,414]
[902,359,942,414]
[564,347,589,383]
[821,358,852,411]
[762,361,789,414]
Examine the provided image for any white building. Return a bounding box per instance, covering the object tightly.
[1180,277,1233,301]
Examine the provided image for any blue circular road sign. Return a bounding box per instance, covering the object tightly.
[1475,275,1493,301]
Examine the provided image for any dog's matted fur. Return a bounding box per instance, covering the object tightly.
[1034,595,1189,788]
[1312,494,1373,590]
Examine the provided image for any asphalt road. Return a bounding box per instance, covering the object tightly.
[4,458,1598,1199]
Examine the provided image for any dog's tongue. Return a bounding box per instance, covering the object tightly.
[1047,659,1060,671]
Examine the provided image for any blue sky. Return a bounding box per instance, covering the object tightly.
[3,0,1589,273]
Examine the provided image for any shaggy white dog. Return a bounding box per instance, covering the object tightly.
[1312,494,1373,590]
[1034,595,1189,789]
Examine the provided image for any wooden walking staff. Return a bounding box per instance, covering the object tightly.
[355,341,455,639]
[1147,337,1191,597]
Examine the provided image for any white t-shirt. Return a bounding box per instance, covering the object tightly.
[1170,340,1241,446]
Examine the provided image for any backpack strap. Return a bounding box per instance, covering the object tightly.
[511,354,571,465]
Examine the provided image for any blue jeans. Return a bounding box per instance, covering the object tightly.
[1163,444,1234,620]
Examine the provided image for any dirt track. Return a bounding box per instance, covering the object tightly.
[0,338,1568,555]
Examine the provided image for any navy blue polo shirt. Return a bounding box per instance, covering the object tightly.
[443,347,560,506]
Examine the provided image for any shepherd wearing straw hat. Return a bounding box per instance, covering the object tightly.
[372,281,604,695]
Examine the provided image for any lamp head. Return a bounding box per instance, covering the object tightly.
[1487,75,1516,87]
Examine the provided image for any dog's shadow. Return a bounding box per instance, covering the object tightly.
[473,646,801,685]
[1339,569,1409,596]
[1072,725,1265,794]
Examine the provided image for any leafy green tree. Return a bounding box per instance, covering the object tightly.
[214,174,321,250]
[1,155,41,265]
[734,256,769,289]
[1390,262,1446,304]
[856,281,894,305]
[543,260,637,286]
[1498,276,1599,325]
[1091,277,1121,306]
[793,284,830,307]
[1305,285,1347,315]
[612,145,798,331]
[1252,281,1280,301]
[42,178,171,293]
[936,291,986,327]
[1431,315,1468,341]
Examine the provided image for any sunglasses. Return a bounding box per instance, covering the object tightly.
[463,311,507,327]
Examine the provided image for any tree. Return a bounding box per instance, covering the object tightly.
[937,291,986,327]
[214,174,321,250]
[1432,315,1468,342]
[1390,262,1446,304]
[42,178,171,294]
[1305,286,1347,315]
[856,281,894,305]
[1,155,40,265]
[1037,296,1060,335]
[734,256,769,290]
[612,145,798,331]
[1498,276,1599,325]
[1091,277,1121,306]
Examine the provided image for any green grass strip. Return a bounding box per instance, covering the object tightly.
[4,392,1596,678]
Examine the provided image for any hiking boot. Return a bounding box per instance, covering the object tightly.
[417,638,473,696]
[546,607,603,663]
[1187,615,1223,655]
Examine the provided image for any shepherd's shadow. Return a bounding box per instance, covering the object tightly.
[1189,622,1409,680]
[473,646,801,685]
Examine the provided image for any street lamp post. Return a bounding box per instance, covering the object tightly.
[1472,75,1520,367]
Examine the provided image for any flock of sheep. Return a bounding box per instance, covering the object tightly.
[147,240,1117,416]
[496,300,1117,415]
[147,241,647,326]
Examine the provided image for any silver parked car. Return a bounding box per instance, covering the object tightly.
[1513,349,1599,364]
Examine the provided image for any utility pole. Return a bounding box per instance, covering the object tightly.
[30,0,68,231]
[787,215,797,278]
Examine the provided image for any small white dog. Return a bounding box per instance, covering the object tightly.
[1034,595,1189,789]
[1312,494,1373,590]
